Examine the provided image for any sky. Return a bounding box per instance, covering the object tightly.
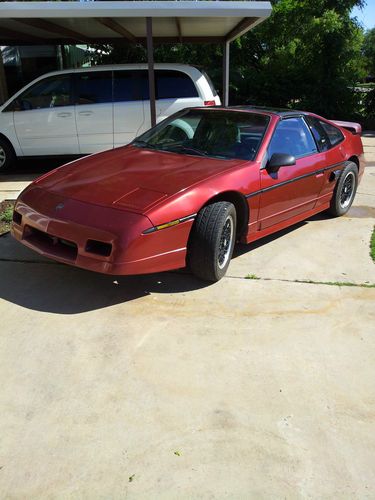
[351,1,375,30]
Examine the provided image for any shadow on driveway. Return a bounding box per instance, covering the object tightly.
[0,209,337,315]
[0,258,209,315]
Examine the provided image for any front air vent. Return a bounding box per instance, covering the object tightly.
[12,210,22,225]
[85,239,112,257]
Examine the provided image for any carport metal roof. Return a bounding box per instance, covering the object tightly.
[0,1,272,124]
[0,1,272,45]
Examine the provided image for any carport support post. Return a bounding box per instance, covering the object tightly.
[146,17,156,128]
[222,40,230,107]
[0,49,8,104]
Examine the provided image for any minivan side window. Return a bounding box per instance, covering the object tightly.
[113,70,199,101]
[268,117,318,159]
[75,71,112,105]
[156,70,199,99]
[8,75,72,111]
[114,71,135,102]
[113,70,148,102]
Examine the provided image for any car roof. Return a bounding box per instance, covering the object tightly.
[26,63,202,78]
[188,105,310,119]
[229,105,309,118]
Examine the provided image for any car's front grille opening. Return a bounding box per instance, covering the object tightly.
[85,239,112,257]
[23,226,78,261]
[13,210,22,225]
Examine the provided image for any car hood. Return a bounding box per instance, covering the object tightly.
[35,145,244,212]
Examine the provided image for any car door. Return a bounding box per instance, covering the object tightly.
[258,117,326,230]
[74,71,113,154]
[12,74,79,156]
[113,70,146,147]
[305,116,347,209]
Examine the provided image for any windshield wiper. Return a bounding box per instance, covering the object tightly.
[131,140,157,149]
[161,144,208,157]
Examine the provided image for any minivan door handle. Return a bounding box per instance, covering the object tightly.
[57,112,72,118]
[78,110,93,116]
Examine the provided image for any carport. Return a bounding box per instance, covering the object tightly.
[0,1,272,124]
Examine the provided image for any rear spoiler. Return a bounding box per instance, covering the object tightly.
[331,120,362,135]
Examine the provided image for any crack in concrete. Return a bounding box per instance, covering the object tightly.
[225,274,375,289]
[0,259,373,289]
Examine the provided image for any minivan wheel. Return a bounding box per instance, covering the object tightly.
[328,161,358,217]
[0,138,16,173]
[188,201,237,282]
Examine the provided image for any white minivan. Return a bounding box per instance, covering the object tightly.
[0,63,220,172]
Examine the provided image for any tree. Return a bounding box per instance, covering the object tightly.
[92,0,367,120]
[363,28,375,76]
[228,0,366,119]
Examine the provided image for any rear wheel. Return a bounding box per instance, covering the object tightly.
[0,137,16,174]
[328,161,358,217]
[188,201,237,282]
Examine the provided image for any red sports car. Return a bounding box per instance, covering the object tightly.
[11,107,364,281]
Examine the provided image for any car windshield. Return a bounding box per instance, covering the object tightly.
[132,109,270,161]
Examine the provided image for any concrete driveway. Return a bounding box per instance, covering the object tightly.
[0,165,374,498]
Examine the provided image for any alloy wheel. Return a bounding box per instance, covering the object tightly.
[0,146,6,168]
[340,171,355,209]
[218,214,234,269]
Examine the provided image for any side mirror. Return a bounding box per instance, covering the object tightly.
[266,153,296,173]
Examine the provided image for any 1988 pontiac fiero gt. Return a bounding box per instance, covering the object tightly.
[11,107,364,281]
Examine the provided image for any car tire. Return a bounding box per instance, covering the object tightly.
[188,201,237,282]
[328,161,358,217]
[0,137,16,174]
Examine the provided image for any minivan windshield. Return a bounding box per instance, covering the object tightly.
[132,109,270,161]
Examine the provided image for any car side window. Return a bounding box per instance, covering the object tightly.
[114,70,145,102]
[268,117,318,160]
[305,116,330,152]
[319,120,344,147]
[9,75,72,111]
[113,71,132,102]
[156,70,199,99]
[75,71,112,105]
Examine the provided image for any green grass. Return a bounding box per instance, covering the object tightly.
[244,275,375,288]
[245,274,260,280]
[0,201,15,235]
[294,279,375,289]
[0,206,13,223]
[370,226,375,264]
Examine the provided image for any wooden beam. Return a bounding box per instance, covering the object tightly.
[0,49,8,104]
[97,18,137,43]
[222,40,230,107]
[138,36,225,45]
[0,26,44,44]
[0,35,226,47]
[175,17,182,43]
[146,17,156,128]
[226,17,257,42]
[13,18,90,44]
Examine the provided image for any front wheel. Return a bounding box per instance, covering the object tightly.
[328,161,358,217]
[188,201,237,282]
[0,138,16,174]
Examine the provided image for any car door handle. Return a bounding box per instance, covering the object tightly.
[78,110,93,116]
[57,112,72,118]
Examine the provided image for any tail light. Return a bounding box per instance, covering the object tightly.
[204,100,216,106]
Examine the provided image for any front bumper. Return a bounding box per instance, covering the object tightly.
[11,186,193,275]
